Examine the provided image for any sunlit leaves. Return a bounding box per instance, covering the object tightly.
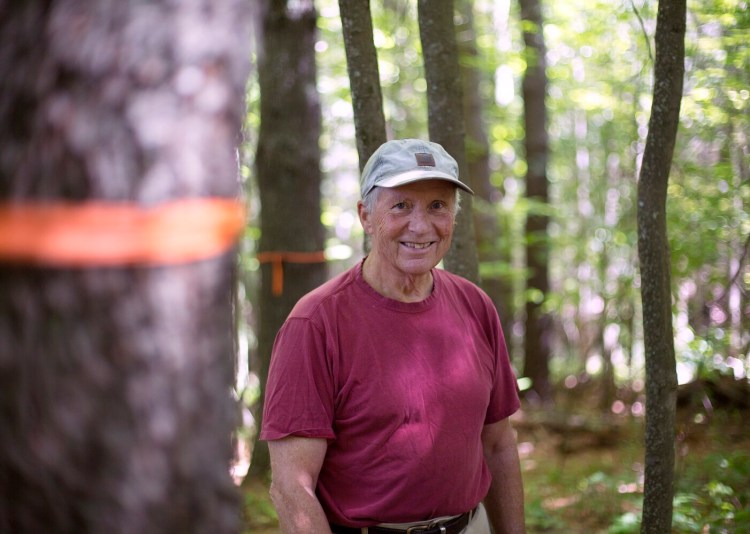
[242,0,748,387]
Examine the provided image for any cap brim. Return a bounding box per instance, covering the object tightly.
[374,170,475,195]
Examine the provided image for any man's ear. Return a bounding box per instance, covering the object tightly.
[357,200,372,235]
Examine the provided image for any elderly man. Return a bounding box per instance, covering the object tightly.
[261,139,525,534]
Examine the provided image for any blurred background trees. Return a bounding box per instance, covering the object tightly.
[243,0,748,442]
[240,0,748,529]
[248,0,328,479]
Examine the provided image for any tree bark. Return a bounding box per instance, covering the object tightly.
[249,0,327,479]
[339,0,387,171]
[339,0,387,254]
[0,1,250,532]
[417,0,480,284]
[519,0,552,404]
[456,0,515,336]
[456,0,492,203]
[637,0,686,530]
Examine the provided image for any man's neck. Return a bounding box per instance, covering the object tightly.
[361,257,434,303]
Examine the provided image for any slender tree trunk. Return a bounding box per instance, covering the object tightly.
[456,0,515,334]
[637,0,686,530]
[519,0,552,403]
[339,0,387,254]
[456,0,492,203]
[249,0,327,479]
[417,0,480,284]
[339,0,387,171]
[0,1,250,532]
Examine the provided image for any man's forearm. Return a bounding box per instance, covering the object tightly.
[483,434,526,533]
[270,481,332,534]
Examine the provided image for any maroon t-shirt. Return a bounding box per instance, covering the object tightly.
[261,262,520,527]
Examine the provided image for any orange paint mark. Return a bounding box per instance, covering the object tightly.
[0,198,246,267]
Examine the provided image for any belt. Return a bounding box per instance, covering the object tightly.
[330,508,475,534]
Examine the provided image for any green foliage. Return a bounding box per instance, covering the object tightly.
[672,451,750,533]
[521,415,644,532]
[517,406,750,533]
[679,332,741,381]
[608,512,640,534]
[242,484,278,533]
[526,497,567,531]
[607,451,750,534]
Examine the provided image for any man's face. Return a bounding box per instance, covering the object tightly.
[359,180,457,278]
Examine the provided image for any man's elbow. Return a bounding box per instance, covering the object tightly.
[268,473,317,510]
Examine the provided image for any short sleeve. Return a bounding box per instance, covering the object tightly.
[260,317,337,441]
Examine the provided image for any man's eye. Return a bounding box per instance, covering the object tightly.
[393,202,407,209]
[431,201,446,209]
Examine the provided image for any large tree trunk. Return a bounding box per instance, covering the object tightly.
[637,0,686,530]
[249,0,327,479]
[417,0,480,284]
[0,1,250,532]
[339,0,387,171]
[519,0,552,404]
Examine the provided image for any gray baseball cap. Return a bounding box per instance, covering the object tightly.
[360,139,475,198]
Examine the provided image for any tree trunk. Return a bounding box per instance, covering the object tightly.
[339,0,387,171]
[637,0,686,530]
[456,0,515,335]
[417,0,480,284]
[456,0,492,203]
[0,1,250,532]
[519,0,552,404]
[249,0,327,479]
[339,0,387,255]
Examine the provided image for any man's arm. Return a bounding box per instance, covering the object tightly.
[268,436,332,534]
[481,418,526,534]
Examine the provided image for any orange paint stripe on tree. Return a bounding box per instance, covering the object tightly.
[0,198,246,266]
[256,251,327,296]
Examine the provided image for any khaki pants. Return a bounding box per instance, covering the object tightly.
[461,503,490,534]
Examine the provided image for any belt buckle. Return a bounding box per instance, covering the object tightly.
[405,521,447,534]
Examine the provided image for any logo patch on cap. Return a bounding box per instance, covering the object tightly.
[415,152,436,167]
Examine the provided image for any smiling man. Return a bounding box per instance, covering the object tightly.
[261,139,526,534]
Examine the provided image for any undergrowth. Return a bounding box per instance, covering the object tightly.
[243,408,750,533]
[521,408,750,533]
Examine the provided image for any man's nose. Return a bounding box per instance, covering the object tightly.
[408,209,430,233]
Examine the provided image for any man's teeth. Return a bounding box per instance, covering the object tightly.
[403,242,431,249]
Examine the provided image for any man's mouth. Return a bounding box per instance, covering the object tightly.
[402,241,433,250]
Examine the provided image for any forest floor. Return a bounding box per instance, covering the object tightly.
[242,382,750,533]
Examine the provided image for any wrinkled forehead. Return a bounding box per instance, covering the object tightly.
[379,179,458,197]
